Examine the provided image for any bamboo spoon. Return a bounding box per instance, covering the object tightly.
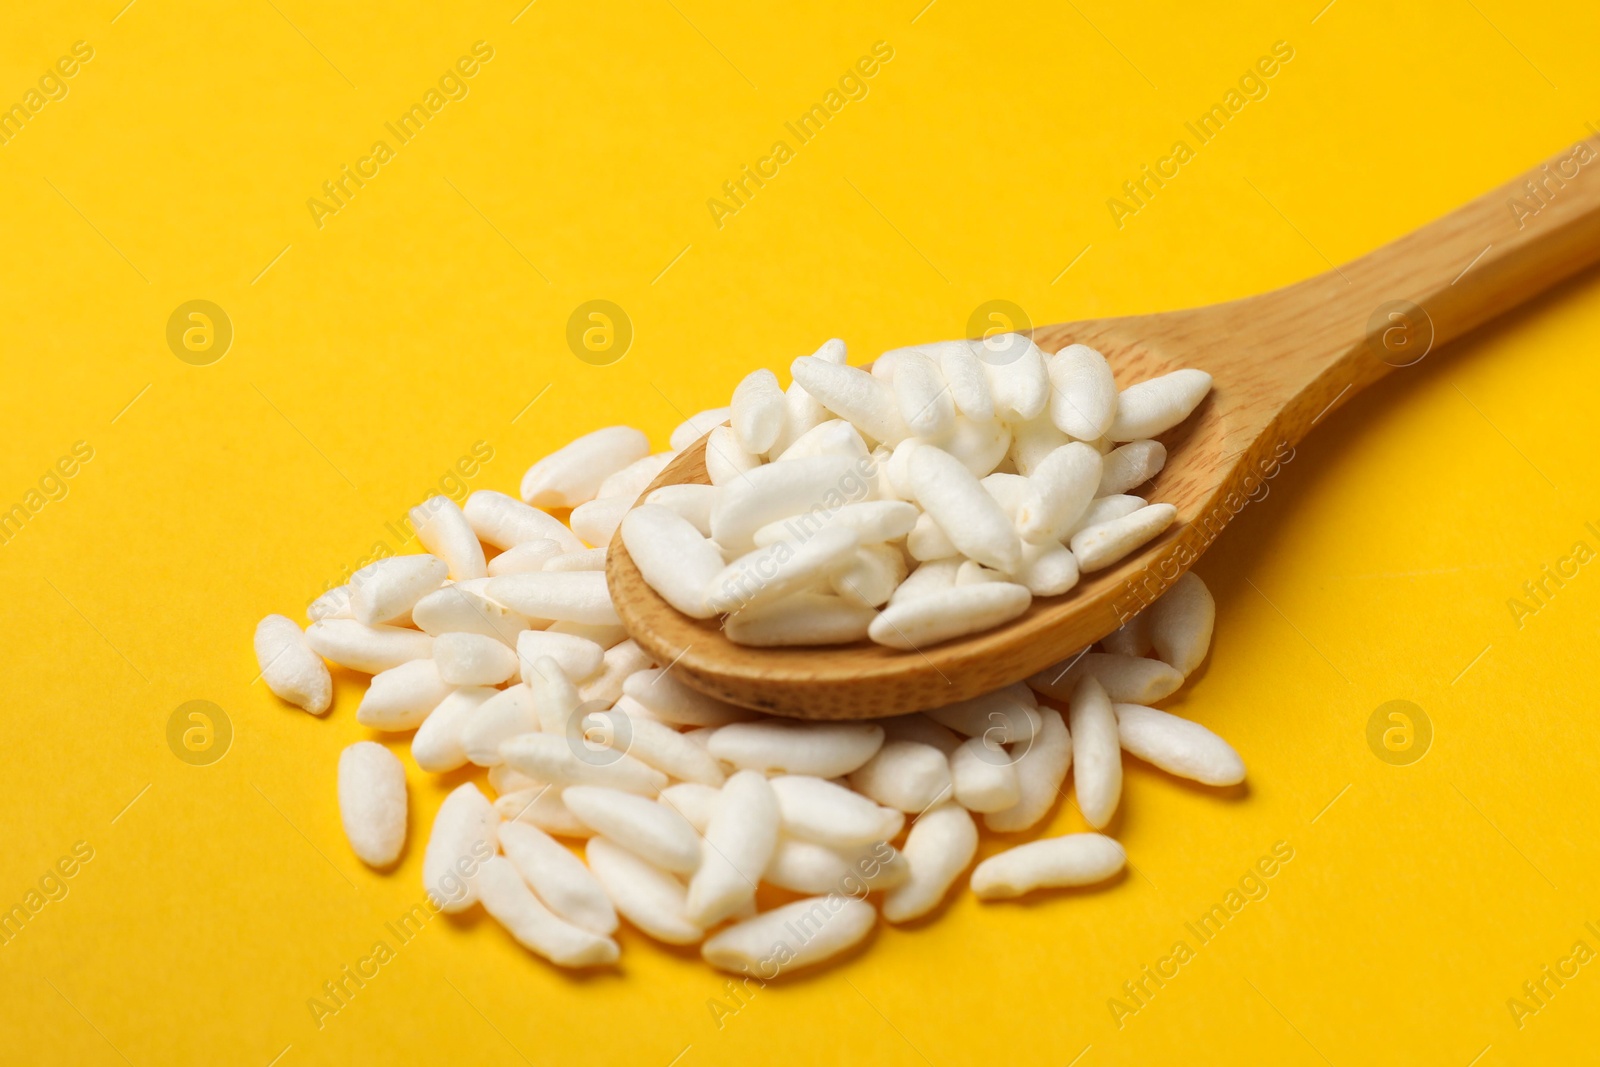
[607,135,1600,719]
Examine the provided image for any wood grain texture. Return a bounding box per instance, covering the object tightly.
[607,135,1600,719]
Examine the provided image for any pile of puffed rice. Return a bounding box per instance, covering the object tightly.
[254,336,1240,975]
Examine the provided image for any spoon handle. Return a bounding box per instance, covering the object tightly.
[1176,133,1600,443]
[1338,132,1600,361]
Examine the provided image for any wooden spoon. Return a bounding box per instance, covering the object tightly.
[607,135,1600,719]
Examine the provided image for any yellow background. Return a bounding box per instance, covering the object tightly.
[3,1,1598,1063]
